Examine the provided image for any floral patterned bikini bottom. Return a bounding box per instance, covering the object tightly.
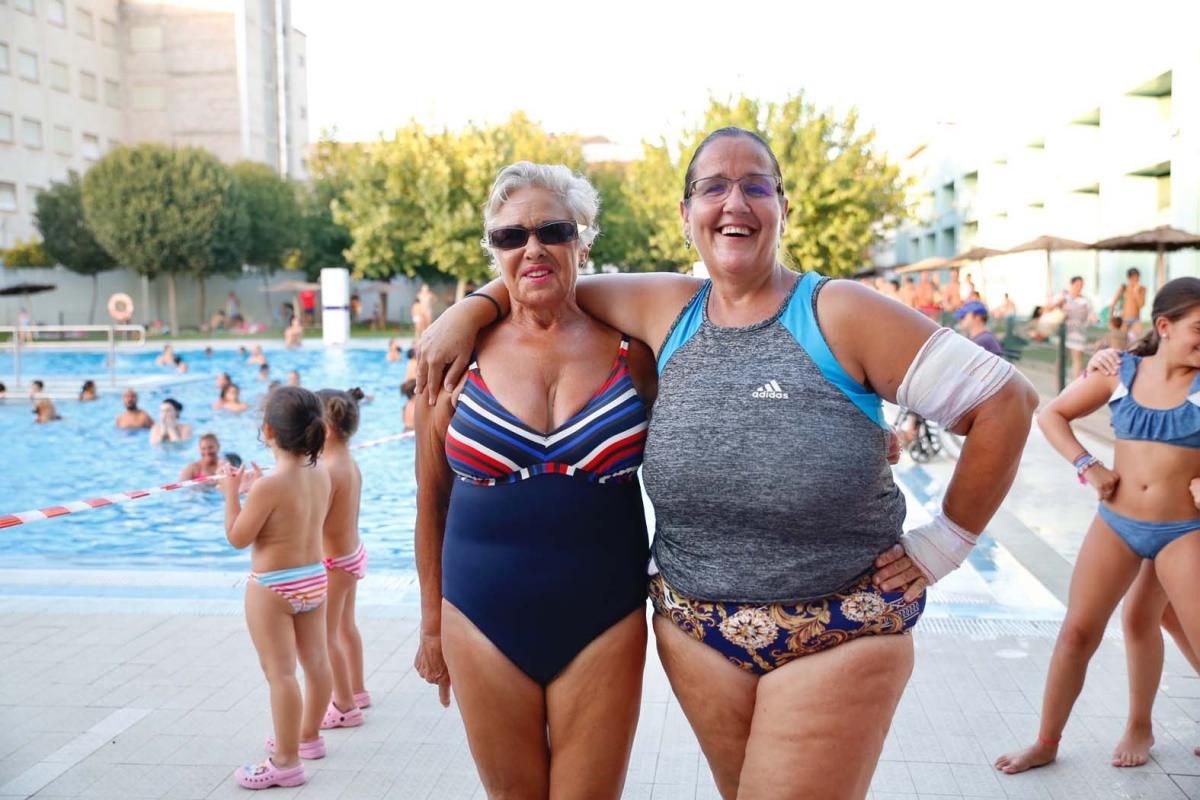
[648,573,925,675]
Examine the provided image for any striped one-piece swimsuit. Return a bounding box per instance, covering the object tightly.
[441,335,652,684]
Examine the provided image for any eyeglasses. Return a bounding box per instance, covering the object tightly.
[686,174,782,202]
[486,220,580,250]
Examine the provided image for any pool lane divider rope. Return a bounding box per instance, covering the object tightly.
[0,431,414,530]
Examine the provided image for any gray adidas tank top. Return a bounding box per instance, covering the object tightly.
[643,271,906,603]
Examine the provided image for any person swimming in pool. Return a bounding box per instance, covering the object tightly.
[180,433,224,483]
[215,384,249,414]
[116,389,154,430]
[33,398,62,423]
[150,398,192,444]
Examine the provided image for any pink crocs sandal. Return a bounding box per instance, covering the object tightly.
[353,691,372,709]
[320,700,364,729]
[264,735,326,760]
[234,758,306,789]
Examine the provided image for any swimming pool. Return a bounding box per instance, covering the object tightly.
[0,344,417,572]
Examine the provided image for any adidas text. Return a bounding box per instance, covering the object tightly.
[751,380,789,400]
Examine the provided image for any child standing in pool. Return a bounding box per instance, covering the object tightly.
[220,386,333,789]
[997,277,1200,775]
[315,388,370,728]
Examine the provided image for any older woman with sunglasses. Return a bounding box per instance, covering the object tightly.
[419,129,1037,798]
[413,162,658,798]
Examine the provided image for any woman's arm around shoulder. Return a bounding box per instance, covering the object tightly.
[417,273,702,403]
[575,272,705,355]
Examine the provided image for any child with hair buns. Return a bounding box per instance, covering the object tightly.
[315,387,371,728]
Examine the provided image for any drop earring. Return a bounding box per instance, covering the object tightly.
[683,230,693,250]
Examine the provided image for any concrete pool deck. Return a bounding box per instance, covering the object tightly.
[0,605,1198,800]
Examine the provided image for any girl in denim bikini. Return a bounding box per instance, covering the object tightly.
[998,277,1200,775]
[220,386,333,789]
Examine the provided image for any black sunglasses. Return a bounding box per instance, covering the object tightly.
[487,220,580,250]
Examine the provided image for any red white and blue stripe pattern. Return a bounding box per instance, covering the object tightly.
[446,337,648,486]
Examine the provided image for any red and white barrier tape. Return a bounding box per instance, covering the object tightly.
[0,430,414,530]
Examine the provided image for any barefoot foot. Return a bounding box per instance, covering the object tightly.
[995,740,1058,774]
[1112,727,1153,767]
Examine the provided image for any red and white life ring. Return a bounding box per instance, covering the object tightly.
[107,292,134,323]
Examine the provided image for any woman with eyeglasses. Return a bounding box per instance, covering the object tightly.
[413,162,658,798]
[419,130,1037,798]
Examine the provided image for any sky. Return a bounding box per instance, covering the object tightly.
[291,0,1199,159]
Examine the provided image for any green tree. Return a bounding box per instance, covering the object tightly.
[231,161,301,270]
[82,144,249,332]
[584,160,652,271]
[32,172,117,323]
[630,94,909,275]
[0,238,54,267]
[293,138,356,281]
[334,113,587,297]
[622,139,692,272]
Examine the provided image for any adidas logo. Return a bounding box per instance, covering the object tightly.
[752,380,789,399]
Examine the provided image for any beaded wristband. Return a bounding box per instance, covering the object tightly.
[1075,455,1100,484]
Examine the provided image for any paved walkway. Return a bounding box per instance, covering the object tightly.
[0,605,1197,799]
[2,381,1199,798]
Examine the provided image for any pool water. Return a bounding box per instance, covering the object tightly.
[0,345,417,572]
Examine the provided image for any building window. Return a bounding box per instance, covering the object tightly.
[53,125,71,155]
[49,59,69,92]
[47,0,65,24]
[17,49,39,83]
[79,70,97,100]
[81,132,100,160]
[15,0,33,14]
[75,8,94,38]
[0,43,9,75]
[21,118,43,149]
[298,53,305,68]
[299,105,306,120]
[129,26,163,51]
[131,86,165,111]
[0,183,17,213]
[0,113,13,143]
[104,79,120,108]
[100,18,117,47]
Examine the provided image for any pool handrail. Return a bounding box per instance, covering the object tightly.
[0,324,147,388]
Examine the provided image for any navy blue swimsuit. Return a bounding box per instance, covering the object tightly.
[442,338,651,684]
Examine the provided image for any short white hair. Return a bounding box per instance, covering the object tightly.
[481,162,600,254]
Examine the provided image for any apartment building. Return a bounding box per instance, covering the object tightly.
[878,50,1200,313]
[0,0,308,249]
